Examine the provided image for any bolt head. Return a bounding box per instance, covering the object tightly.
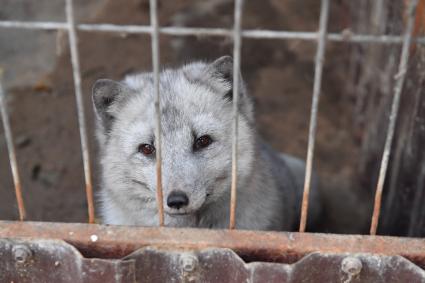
[180,254,198,273]
[341,256,362,276]
[12,245,32,264]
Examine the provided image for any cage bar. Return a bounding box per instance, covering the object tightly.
[369,0,419,236]
[1,221,425,269]
[149,0,165,226]
[1,21,425,45]
[0,0,423,236]
[65,0,95,224]
[0,79,26,221]
[229,0,244,230]
[299,0,330,233]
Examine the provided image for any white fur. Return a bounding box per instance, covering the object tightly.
[92,56,321,230]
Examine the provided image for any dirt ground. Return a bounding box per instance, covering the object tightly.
[0,0,370,233]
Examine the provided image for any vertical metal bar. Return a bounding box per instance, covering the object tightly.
[229,0,244,230]
[0,76,26,221]
[299,0,330,233]
[149,0,164,226]
[65,0,95,224]
[370,0,419,236]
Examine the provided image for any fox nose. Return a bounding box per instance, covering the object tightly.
[167,191,189,209]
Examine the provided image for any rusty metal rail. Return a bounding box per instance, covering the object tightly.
[1,221,425,269]
[1,238,424,282]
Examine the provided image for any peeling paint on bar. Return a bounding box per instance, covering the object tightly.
[1,221,425,270]
[0,78,26,221]
[65,0,95,224]
[370,0,420,236]
[299,0,329,233]
[149,0,165,227]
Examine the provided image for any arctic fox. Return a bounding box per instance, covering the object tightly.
[92,56,320,230]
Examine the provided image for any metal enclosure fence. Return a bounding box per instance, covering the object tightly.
[0,0,423,236]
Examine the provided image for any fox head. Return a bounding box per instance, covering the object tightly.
[93,56,255,226]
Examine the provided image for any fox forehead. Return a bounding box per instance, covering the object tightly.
[114,69,232,134]
[124,67,230,107]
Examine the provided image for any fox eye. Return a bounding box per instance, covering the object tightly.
[138,144,155,156]
[194,135,213,151]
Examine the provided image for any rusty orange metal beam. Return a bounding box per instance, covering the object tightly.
[0,221,425,268]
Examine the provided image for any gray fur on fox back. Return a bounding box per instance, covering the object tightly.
[92,56,320,230]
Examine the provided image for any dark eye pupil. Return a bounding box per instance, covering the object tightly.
[138,144,155,155]
[195,135,212,150]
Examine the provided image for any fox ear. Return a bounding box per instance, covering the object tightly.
[210,56,240,101]
[210,55,253,123]
[211,55,233,82]
[92,79,133,132]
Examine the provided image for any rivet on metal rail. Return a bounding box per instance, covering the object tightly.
[12,244,32,264]
[341,256,362,283]
[180,253,199,282]
[180,253,198,272]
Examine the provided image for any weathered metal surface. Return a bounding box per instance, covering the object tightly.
[1,221,425,269]
[1,238,424,282]
[0,239,135,283]
[349,0,425,238]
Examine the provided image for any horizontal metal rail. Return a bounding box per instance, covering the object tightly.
[1,221,425,268]
[0,20,424,44]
